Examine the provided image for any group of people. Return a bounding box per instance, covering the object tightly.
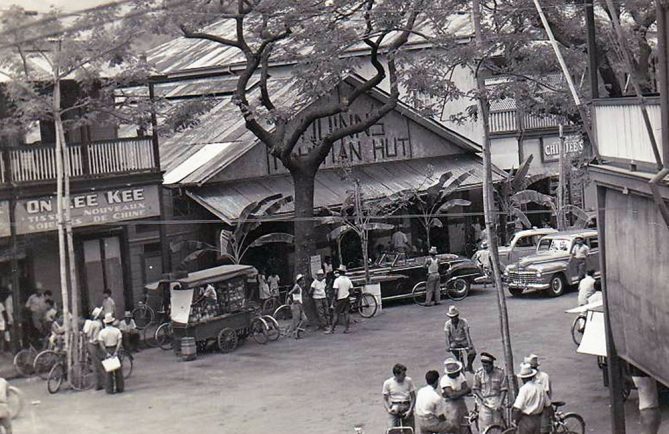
[382,352,553,434]
[286,264,356,338]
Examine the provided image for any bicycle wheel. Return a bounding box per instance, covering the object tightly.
[143,322,158,348]
[272,304,292,335]
[155,322,173,351]
[262,315,280,341]
[357,293,378,318]
[70,362,95,391]
[557,413,585,434]
[121,353,133,379]
[13,349,35,377]
[262,297,278,315]
[132,305,154,330]
[501,428,517,434]
[446,278,470,301]
[412,281,427,306]
[47,363,65,394]
[483,425,506,434]
[250,317,269,345]
[33,350,60,380]
[571,315,586,346]
[8,386,24,419]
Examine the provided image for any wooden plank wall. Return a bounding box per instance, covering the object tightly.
[605,189,669,386]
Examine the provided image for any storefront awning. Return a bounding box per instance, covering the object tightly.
[187,155,502,223]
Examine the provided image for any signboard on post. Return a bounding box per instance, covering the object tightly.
[14,185,161,235]
[542,134,584,162]
[309,254,322,279]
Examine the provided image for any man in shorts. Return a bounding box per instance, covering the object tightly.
[325,265,353,334]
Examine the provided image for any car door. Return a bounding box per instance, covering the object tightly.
[586,236,600,277]
[509,235,539,264]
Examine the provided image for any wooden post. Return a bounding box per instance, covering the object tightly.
[596,185,626,433]
[8,195,22,350]
[558,125,566,230]
[585,0,599,100]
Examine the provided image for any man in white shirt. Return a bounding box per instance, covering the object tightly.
[101,289,116,318]
[440,358,470,433]
[391,229,409,253]
[513,363,551,434]
[577,270,597,306]
[424,247,441,306]
[309,270,329,329]
[0,377,12,434]
[415,370,456,434]
[84,307,104,390]
[524,354,552,433]
[98,313,124,394]
[631,365,662,434]
[570,237,590,279]
[325,265,353,334]
[382,363,416,430]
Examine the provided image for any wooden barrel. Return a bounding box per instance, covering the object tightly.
[181,337,197,361]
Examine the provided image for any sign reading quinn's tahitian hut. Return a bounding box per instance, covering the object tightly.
[13,185,160,235]
[266,111,413,175]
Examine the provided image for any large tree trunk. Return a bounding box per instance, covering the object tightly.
[291,168,318,324]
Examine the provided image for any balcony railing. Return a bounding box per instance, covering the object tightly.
[489,109,565,134]
[2,137,156,184]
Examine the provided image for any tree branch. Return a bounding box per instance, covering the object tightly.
[180,24,241,48]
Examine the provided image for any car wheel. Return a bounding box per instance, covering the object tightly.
[446,278,470,301]
[508,287,524,297]
[546,274,566,297]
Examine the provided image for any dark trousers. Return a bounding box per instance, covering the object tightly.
[313,298,329,328]
[87,343,105,390]
[104,346,124,394]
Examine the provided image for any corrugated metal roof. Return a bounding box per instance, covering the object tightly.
[159,78,302,186]
[147,14,473,76]
[186,154,501,222]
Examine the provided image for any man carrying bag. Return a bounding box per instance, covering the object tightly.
[98,313,124,394]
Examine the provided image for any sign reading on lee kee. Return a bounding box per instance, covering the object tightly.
[542,134,584,163]
[14,185,160,235]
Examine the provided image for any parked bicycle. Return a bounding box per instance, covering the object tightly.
[465,397,509,434]
[571,313,586,346]
[501,401,585,434]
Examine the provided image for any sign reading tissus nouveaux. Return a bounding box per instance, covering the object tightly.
[14,185,160,235]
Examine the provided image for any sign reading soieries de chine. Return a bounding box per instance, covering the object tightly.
[14,185,160,235]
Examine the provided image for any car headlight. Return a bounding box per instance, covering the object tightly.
[536,271,543,278]
[503,269,509,276]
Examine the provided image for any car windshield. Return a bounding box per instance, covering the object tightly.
[537,238,571,252]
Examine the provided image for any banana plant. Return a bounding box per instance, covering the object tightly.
[172,194,295,266]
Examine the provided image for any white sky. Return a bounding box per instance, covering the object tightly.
[0,0,109,12]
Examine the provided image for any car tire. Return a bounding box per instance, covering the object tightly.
[446,278,470,301]
[546,274,567,297]
[508,287,524,297]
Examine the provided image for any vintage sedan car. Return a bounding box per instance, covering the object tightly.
[347,252,485,302]
[473,228,558,272]
[504,229,600,297]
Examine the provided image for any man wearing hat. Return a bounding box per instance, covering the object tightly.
[444,306,476,373]
[98,312,124,394]
[440,358,470,433]
[569,236,589,280]
[524,354,552,433]
[512,363,551,434]
[287,275,306,339]
[473,352,508,431]
[84,307,104,390]
[326,265,353,334]
[118,311,139,355]
[309,269,329,330]
[424,247,441,306]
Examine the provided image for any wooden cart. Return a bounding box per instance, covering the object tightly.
[168,264,265,353]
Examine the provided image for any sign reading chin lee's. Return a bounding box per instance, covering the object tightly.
[14,185,160,235]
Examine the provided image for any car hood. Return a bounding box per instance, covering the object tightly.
[506,251,570,271]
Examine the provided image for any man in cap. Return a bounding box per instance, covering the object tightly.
[309,269,329,330]
[524,354,552,433]
[98,312,124,394]
[326,265,354,334]
[415,370,455,434]
[444,306,476,373]
[84,307,104,390]
[287,274,306,339]
[473,352,508,431]
[512,363,551,434]
[382,363,416,430]
[118,311,139,355]
[569,236,589,280]
[440,358,470,434]
[424,247,441,306]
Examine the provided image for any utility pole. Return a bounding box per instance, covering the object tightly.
[472,0,518,398]
[558,125,566,230]
[585,0,599,100]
